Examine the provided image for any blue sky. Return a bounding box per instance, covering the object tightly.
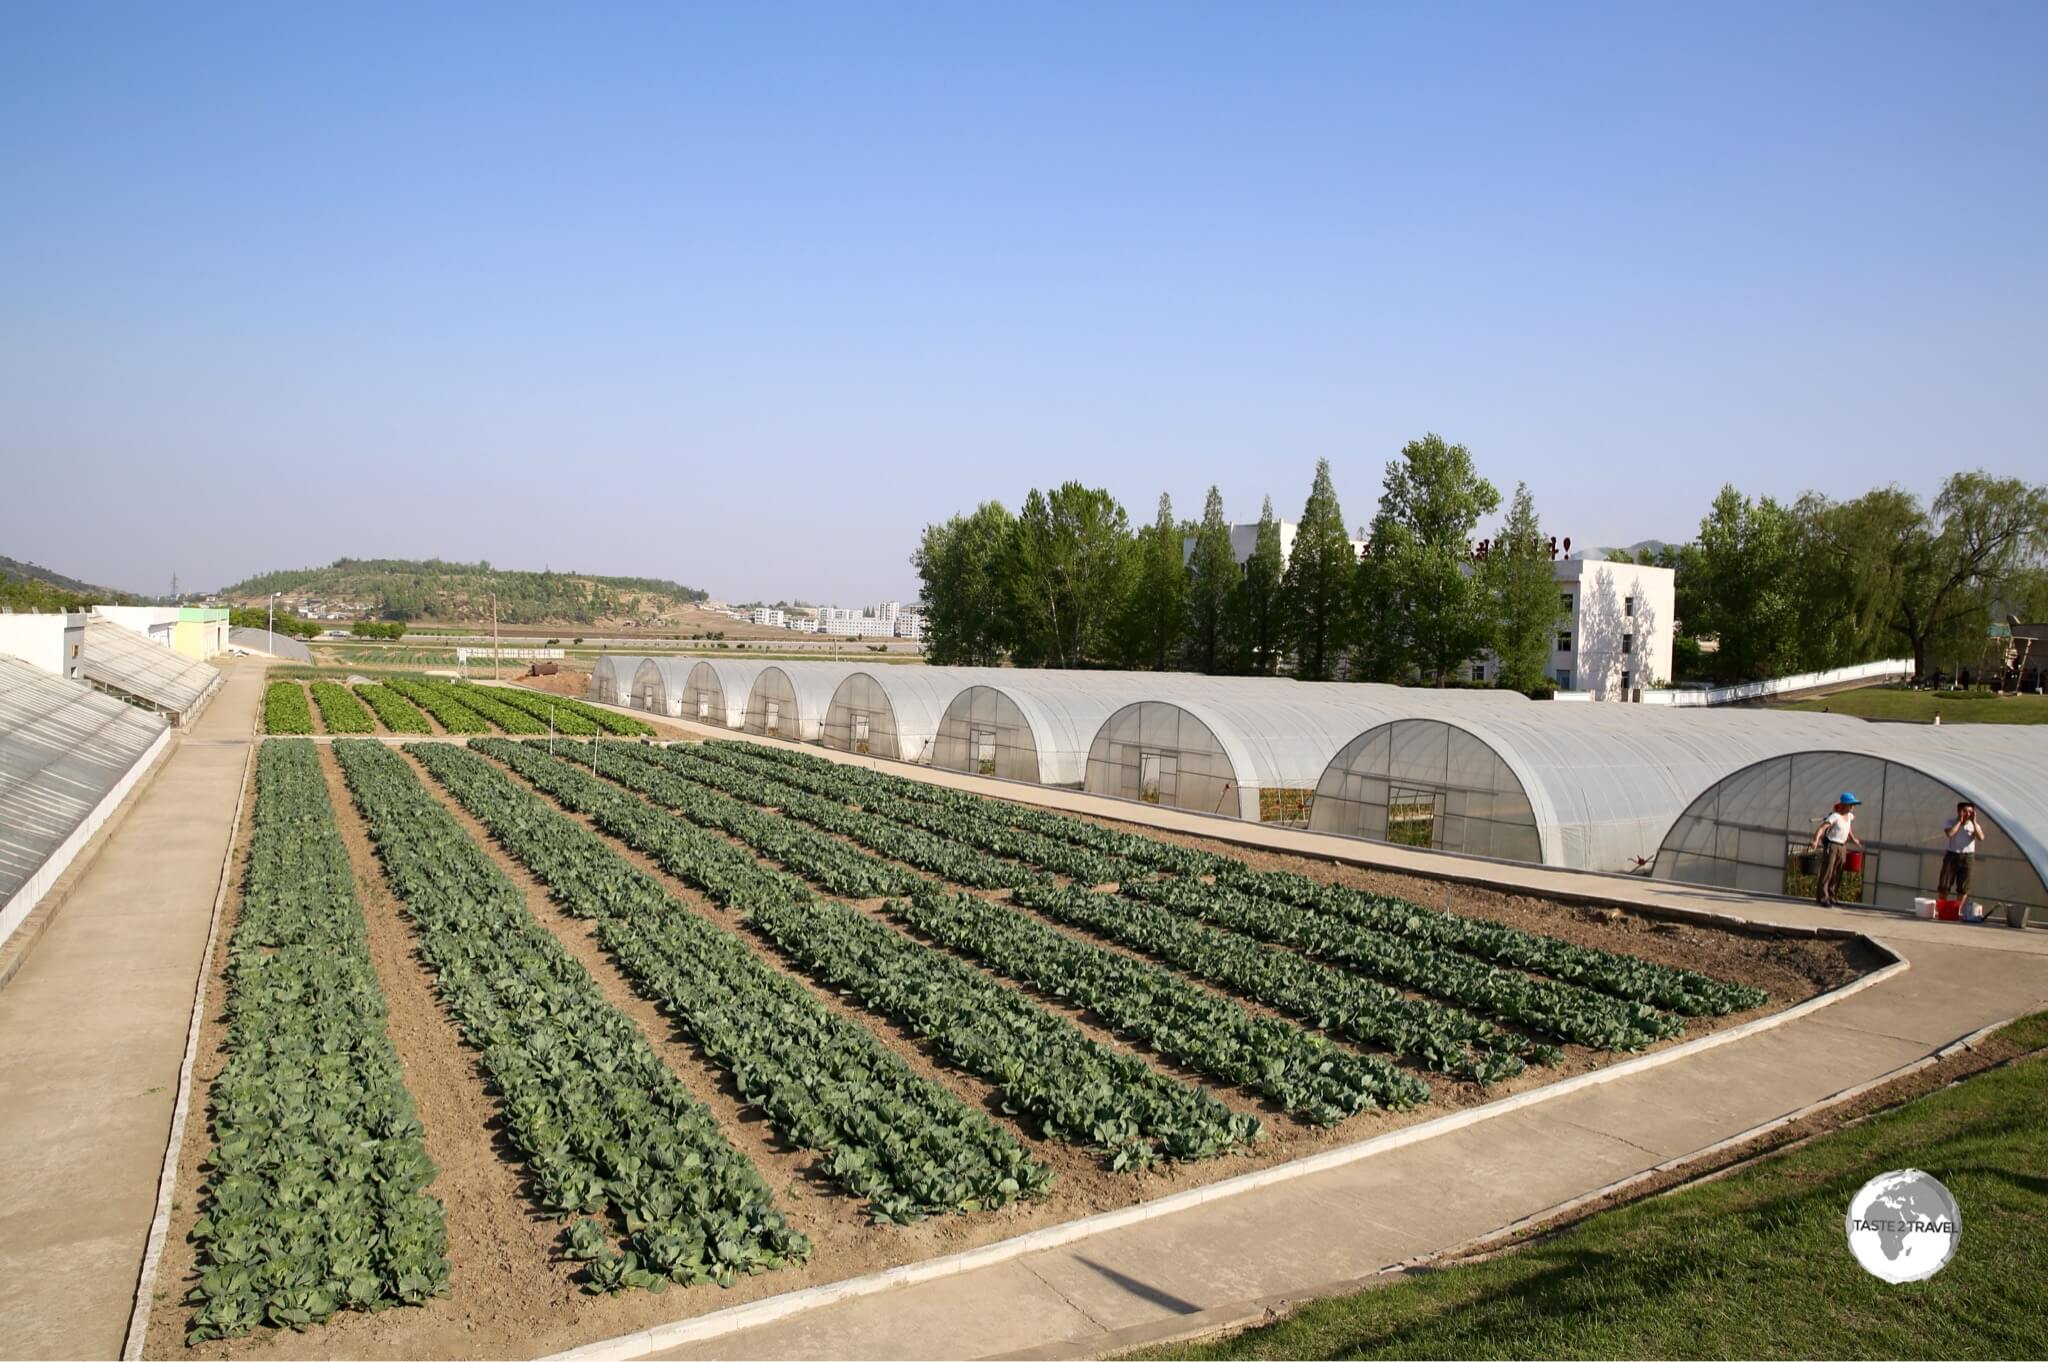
[3,1,2042,602]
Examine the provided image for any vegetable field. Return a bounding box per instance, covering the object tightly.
[149,729,1836,1355]
[257,677,654,738]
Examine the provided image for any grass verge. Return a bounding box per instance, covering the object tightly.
[1139,1011,2048,1360]
[1776,688,2048,724]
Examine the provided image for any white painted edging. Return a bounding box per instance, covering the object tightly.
[550,943,1909,1361]
[120,728,257,1361]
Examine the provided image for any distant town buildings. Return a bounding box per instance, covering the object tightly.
[722,600,925,642]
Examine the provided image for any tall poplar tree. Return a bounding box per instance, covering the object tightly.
[1230,497,1286,674]
[1183,486,1236,674]
[1485,482,1560,691]
[1280,459,1356,681]
[1118,493,1188,670]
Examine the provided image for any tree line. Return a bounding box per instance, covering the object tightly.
[913,441,2047,689]
[915,434,1574,692]
[1613,473,2048,683]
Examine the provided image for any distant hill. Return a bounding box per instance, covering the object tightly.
[1582,539,1677,562]
[0,555,140,611]
[216,557,710,627]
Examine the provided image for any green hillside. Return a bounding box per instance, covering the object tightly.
[217,557,709,626]
[0,555,140,611]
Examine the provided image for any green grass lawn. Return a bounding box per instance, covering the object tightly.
[1777,687,2048,724]
[1142,1012,2048,1361]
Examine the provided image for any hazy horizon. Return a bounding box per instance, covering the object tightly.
[5,2,2043,602]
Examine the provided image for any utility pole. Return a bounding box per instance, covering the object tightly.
[268,591,278,656]
[491,587,500,682]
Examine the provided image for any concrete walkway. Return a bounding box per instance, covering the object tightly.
[0,662,262,1360]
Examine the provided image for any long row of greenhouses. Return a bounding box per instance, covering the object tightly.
[601,655,2048,920]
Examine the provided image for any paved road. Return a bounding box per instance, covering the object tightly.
[0,662,261,1359]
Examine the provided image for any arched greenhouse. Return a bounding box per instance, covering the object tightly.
[678,660,772,728]
[821,668,976,762]
[1082,680,1515,823]
[628,658,694,716]
[1653,724,2047,920]
[588,654,646,707]
[743,663,864,742]
[1306,707,1868,871]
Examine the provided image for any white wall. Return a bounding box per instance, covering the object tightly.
[90,605,179,646]
[1558,560,1675,700]
[0,614,69,675]
[1462,558,1677,699]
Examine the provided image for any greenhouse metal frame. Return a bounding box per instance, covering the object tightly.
[589,654,646,708]
[680,660,773,728]
[1653,724,2048,921]
[821,667,978,763]
[628,657,695,716]
[1307,707,1877,872]
[743,663,865,742]
[1082,679,1520,823]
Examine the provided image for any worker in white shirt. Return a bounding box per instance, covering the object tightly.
[1938,802,1984,900]
[1809,792,1863,908]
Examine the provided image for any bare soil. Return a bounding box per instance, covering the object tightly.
[141,736,1886,1361]
[1069,812,1875,1005]
[508,669,590,697]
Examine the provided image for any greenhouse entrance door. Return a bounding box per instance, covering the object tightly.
[852,712,871,754]
[1386,786,1438,848]
[764,699,782,737]
[1139,752,1177,805]
[972,728,997,776]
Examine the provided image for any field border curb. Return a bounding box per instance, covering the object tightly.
[120,720,259,1360]
[547,936,1908,1361]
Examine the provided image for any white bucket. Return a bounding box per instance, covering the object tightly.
[1913,897,1936,920]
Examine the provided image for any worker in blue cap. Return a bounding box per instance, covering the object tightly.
[1808,792,1864,907]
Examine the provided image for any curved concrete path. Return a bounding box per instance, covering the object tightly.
[0,661,262,1359]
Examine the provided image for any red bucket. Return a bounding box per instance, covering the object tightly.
[1845,850,1865,872]
[1935,897,1963,921]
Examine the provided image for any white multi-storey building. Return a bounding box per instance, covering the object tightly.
[1467,558,1676,700]
[1182,521,1369,570]
[894,610,925,641]
[747,607,787,629]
